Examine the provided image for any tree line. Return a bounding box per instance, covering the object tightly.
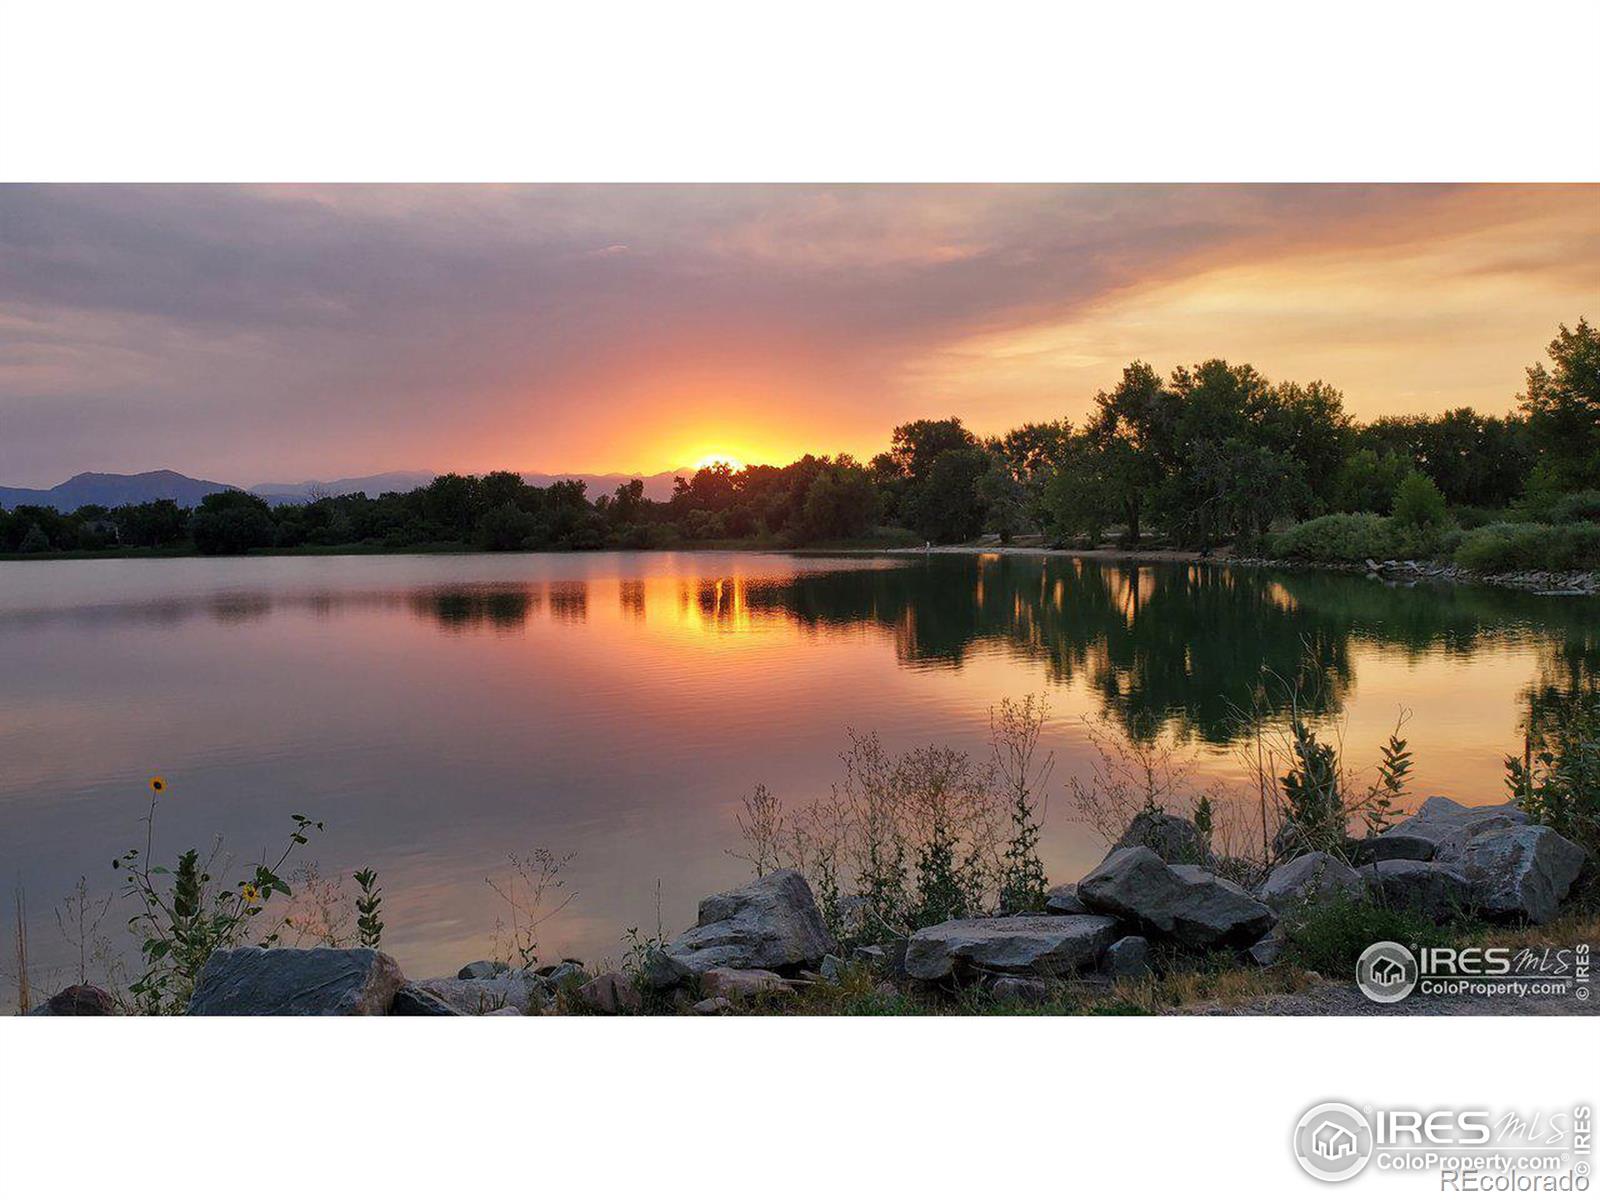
[2,318,1594,558]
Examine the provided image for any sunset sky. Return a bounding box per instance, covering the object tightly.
[1,183,1595,487]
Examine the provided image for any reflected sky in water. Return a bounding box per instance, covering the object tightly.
[2,551,1594,996]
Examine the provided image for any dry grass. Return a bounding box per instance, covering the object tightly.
[1105,963,1316,1013]
[1465,908,1600,953]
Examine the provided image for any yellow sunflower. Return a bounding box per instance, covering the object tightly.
[148,776,167,793]
[240,883,261,905]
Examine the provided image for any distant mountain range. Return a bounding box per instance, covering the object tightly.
[0,468,687,512]
[0,470,238,511]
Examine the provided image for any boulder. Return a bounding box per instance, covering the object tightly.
[819,953,848,983]
[482,1005,522,1016]
[1360,859,1472,922]
[991,976,1051,1004]
[700,967,795,1000]
[1112,809,1211,865]
[649,869,835,984]
[409,973,549,1015]
[1078,847,1274,948]
[1353,796,1531,864]
[1458,825,1587,924]
[390,983,463,1016]
[1044,884,1089,915]
[538,961,590,989]
[186,947,404,1016]
[1105,935,1152,979]
[33,983,116,1016]
[692,996,733,1015]
[904,914,1120,981]
[1248,928,1285,967]
[457,959,510,980]
[577,971,642,1015]
[1258,852,1366,912]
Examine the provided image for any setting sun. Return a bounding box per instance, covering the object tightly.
[694,453,745,471]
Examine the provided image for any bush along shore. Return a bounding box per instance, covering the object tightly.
[19,693,1599,1017]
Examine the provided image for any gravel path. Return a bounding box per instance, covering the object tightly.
[1181,981,1600,1016]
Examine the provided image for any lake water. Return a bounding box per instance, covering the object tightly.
[2,550,1595,997]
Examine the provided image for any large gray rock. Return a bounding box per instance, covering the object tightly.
[1113,809,1211,865]
[1458,825,1587,924]
[186,947,404,1016]
[648,869,835,985]
[700,966,795,1000]
[1248,928,1285,967]
[1078,847,1274,948]
[457,959,509,980]
[1105,935,1152,979]
[1044,884,1089,915]
[904,914,1120,981]
[1354,796,1531,864]
[1258,852,1366,912]
[390,983,463,1015]
[409,973,549,1015]
[1360,859,1472,921]
[537,961,590,989]
[576,971,642,1015]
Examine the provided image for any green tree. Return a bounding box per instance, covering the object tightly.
[475,502,538,550]
[887,418,977,486]
[975,455,1027,543]
[801,461,879,540]
[1391,470,1448,530]
[1331,448,1409,514]
[1520,317,1600,491]
[189,492,276,555]
[421,473,478,538]
[906,446,990,542]
[1043,441,1120,544]
[18,522,51,553]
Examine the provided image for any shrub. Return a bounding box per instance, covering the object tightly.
[1451,505,1508,531]
[1269,512,1398,562]
[1453,522,1600,573]
[1279,893,1453,978]
[1547,489,1600,526]
[1507,695,1600,857]
[1391,470,1449,530]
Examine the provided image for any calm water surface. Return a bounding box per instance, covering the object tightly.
[2,551,1595,994]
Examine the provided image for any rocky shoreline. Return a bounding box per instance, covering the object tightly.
[26,795,1593,1017]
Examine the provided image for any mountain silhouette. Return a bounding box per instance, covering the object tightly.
[1,467,690,511]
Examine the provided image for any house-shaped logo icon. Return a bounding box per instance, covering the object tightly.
[1368,956,1407,986]
[1295,1101,1376,1181]
[1358,941,1419,1002]
[1312,1120,1359,1161]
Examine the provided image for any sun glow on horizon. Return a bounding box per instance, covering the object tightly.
[693,453,745,471]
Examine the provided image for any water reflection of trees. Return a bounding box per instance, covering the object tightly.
[741,558,1600,745]
[394,559,1599,745]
